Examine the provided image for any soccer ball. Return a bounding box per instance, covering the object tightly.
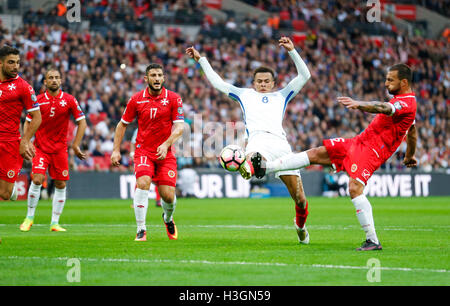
[219,145,246,172]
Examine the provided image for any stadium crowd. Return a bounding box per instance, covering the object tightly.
[0,0,447,173]
[242,0,450,18]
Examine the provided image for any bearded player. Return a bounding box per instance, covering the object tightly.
[0,45,41,202]
[250,64,418,251]
[111,63,185,241]
[20,68,87,232]
[186,37,312,244]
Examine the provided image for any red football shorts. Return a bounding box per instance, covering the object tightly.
[32,147,70,181]
[0,140,23,183]
[134,150,177,187]
[323,137,383,186]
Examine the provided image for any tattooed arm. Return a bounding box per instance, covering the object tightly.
[337,97,394,115]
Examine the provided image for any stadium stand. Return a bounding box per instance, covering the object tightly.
[0,0,447,173]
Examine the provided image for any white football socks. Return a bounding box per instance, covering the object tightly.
[162,195,177,223]
[351,194,379,244]
[51,187,66,224]
[134,188,149,232]
[9,183,18,201]
[266,152,310,173]
[27,182,42,219]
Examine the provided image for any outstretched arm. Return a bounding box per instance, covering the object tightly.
[337,97,394,115]
[186,46,244,96]
[279,37,311,99]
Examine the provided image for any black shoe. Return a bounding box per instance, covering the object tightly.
[251,152,266,179]
[135,229,147,241]
[162,213,178,240]
[356,239,382,251]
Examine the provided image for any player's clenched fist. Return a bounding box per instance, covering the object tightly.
[111,150,121,167]
[185,46,201,62]
[403,156,417,168]
[278,36,294,51]
[19,140,35,161]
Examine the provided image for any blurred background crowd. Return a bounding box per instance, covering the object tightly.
[0,0,448,173]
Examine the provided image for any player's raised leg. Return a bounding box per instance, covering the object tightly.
[251,146,331,178]
[349,178,382,251]
[159,185,178,240]
[280,175,310,244]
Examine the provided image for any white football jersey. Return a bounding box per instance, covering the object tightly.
[199,49,310,141]
[227,87,296,140]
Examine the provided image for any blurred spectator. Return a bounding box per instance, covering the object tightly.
[177,165,199,198]
[323,168,346,197]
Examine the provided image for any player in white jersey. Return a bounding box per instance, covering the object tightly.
[186,37,312,244]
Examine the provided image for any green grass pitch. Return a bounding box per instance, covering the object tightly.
[0,197,448,285]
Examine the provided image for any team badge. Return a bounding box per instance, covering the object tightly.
[393,101,406,110]
[351,164,358,172]
[62,170,69,177]
[362,169,371,180]
[262,96,268,103]
[60,100,67,107]
[7,170,15,178]
[177,107,183,114]
[31,94,37,102]
[8,84,16,91]
[161,98,169,106]
[168,170,176,178]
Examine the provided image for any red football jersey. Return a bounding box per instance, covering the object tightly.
[356,92,417,161]
[0,75,39,141]
[26,90,85,153]
[121,87,185,159]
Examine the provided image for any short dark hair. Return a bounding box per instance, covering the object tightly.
[145,63,164,75]
[389,64,412,84]
[253,66,276,81]
[0,45,20,61]
[44,67,60,79]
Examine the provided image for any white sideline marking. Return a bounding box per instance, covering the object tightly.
[2,256,449,274]
[0,224,448,231]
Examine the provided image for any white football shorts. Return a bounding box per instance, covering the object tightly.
[245,131,300,179]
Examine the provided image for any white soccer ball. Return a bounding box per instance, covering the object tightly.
[219,145,246,172]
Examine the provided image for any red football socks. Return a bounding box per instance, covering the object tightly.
[295,201,309,229]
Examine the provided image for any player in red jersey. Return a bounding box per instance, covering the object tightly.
[20,68,87,232]
[250,64,418,251]
[0,45,41,201]
[111,63,185,241]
